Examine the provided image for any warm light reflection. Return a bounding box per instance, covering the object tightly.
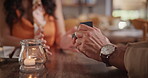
[28,74,33,78]
[28,56,31,59]
[118,21,127,29]
[32,48,36,51]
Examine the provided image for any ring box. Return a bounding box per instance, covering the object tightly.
[80,21,93,27]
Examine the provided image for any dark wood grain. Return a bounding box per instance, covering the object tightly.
[0,50,128,78]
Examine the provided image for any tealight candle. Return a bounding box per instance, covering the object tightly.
[24,56,35,66]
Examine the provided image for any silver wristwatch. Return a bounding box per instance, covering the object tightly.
[100,44,116,66]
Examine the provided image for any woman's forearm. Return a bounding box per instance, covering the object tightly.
[109,45,127,70]
[1,35,22,47]
[55,0,66,45]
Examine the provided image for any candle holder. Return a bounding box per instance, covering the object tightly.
[19,39,46,72]
[19,67,48,78]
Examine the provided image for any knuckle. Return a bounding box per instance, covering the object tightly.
[83,39,87,43]
[97,28,101,32]
[79,45,84,51]
[92,28,96,32]
[87,32,92,37]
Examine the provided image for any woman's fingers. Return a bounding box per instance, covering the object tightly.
[39,38,52,55]
[67,26,77,35]
[45,49,52,55]
[35,33,44,39]
[44,45,50,49]
[41,39,47,44]
[43,44,52,55]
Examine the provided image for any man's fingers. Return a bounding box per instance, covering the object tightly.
[78,24,93,31]
[74,38,83,47]
[75,31,88,38]
[76,44,85,53]
[75,32,82,38]
[94,27,102,33]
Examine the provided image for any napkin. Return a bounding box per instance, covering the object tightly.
[3,46,20,58]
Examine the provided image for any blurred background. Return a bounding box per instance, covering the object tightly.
[62,0,148,21]
[0,0,148,53]
[62,0,148,45]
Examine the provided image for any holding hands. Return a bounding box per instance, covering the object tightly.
[74,24,111,61]
[60,27,77,51]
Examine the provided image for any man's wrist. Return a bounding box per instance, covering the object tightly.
[108,45,127,70]
[107,46,118,66]
[100,44,116,66]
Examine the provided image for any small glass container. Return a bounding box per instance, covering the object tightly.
[19,67,48,78]
[19,39,46,72]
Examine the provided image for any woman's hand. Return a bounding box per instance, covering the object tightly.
[60,27,78,51]
[34,26,52,55]
[74,24,111,61]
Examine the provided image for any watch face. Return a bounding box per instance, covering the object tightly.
[101,44,115,55]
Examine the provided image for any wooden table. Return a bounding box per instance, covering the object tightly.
[0,50,128,78]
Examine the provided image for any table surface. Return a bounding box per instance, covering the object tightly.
[103,29,143,44]
[0,50,128,78]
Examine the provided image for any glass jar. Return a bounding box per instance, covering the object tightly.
[19,39,46,72]
[19,67,48,78]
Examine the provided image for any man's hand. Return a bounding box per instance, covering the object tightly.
[74,24,111,61]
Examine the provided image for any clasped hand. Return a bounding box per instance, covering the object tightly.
[73,24,111,61]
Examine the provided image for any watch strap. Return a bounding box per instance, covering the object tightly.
[100,53,111,66]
